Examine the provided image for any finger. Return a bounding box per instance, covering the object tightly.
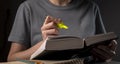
[108,40,117,51]
[94,48,111,59]
[91,48,112,60]
[44,16,54,25]
[97,45,115,56]
[41,22,58,31]
[42,28,59,40]
[54,18,62,24]
[42,28,59,36]
[91,48,106,60]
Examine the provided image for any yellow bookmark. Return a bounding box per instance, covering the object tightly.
[57,22,68,29]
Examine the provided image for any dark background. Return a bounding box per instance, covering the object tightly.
[0,0,120,62]
[99,0,120,61]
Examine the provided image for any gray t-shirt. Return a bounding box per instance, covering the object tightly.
[8,0,106,47]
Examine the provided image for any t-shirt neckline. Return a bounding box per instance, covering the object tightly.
[43,0,83,10]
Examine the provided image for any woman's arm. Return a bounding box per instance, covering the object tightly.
[8,16,59,61]
[7,41,44,61]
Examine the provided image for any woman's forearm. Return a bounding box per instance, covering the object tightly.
[7,41,44,61]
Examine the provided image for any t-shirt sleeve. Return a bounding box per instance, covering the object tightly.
[8,2,31,47]
[94,4,107,34]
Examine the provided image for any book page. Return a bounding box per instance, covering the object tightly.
[30,38,48,60]
[85,32,117,46]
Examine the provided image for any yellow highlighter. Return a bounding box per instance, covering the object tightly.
[57,21,69,29]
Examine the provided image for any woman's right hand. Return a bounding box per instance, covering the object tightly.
[41,16,60,41]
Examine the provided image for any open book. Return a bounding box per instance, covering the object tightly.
[30,32,117,60]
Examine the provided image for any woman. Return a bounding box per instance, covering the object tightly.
[8,0,117,63]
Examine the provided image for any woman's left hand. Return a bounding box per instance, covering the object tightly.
[91,40,117,62]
